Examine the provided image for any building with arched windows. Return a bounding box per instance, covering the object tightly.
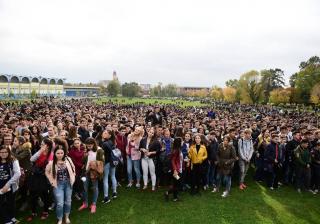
[0,74,65,97]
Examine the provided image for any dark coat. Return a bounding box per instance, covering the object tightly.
[216,143,237,175]
[139,137,161,159]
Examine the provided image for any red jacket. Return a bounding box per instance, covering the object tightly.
[116,133,128,156]
[68,145,85,175]
[171,150,181,173]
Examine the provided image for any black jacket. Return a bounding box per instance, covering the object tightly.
[207,140,219,162]
[139,137,161,159]
[102,140,115,163]
[78,127,90,143]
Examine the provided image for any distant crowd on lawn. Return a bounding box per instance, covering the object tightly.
[0,98,320,224]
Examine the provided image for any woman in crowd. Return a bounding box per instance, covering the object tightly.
[0,145,21,224]
[68,138,85,201]
[78,137,104,213]
[188,134,207,195]
[126,126,144,188]
[164,137,183,201]
[212,136,237,197]
[28,138,53,221]
[139,127,161,191]
[101,129,118,203]
[45,138,76,224]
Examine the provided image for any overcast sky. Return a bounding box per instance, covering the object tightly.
[0,0,319,87]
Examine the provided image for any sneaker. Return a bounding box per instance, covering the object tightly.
[48,202,55,211]
[64,217,71,224]
[308,189,315,194]
[221,191,229,198]
[239,184,245,190]
[26,213,37,222]
[38,198,44,207]
[102,197,111,204]
[127,182,133,188]
[211,187,218,193]
[152,186,156,191]
[78,202,88,211]
[90,204,96,214]
[164,192,169,201]
[314,189,319,194]
[12,218,20,224]
[40,212,49,220]
[297,188,301,193]
[57,220,63,224]
[136,183,141,189]
[143,185,148,190]
[242,183,247,188]
[270,187,274,190]
[74,193,82,201]
[173,198,178,202]
[19,202,28,212]
[203,185,208,191]
[112,192,117,199]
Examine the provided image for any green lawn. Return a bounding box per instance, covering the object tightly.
[95,97,209,107]
[18,179,320,224]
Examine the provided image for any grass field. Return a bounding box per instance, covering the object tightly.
[18,178,320,224]
[95,97,209,108]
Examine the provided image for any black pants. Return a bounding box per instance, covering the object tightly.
[312,165,320,190]
[0,191,16,224]
[191,164,202,193]
[73,175,83,196]
[266,165,281,188]
[295,166,311,190]
[168,174,181,199]
[30,189,50,214]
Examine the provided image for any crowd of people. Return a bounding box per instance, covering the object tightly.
[0,98,320,224]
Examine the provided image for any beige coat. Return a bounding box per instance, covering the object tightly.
[45,156,76,188]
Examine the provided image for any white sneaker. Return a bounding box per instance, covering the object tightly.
[221,191,229,198]
[152,186,156,191]
[314,189,318,194]
[65,217,71,224]
[211,188,218,193]
[127,183,133,188]
[136,183,141,189]
[270,187,274,190]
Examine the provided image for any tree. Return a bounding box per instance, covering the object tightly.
[269,88,291,105]
[107,80,121,97]
[30,89,38,99]
[162,84,178,97]
[239,70,263,104]
[210,86,223,101]
[292,56,320,103]
[223,87,237,103]
[150,84,162,97]
[121,82,142,97]
[310,83,320,104]
[99,85,107,96]
[260,68,285,103]
[225,79,239,88]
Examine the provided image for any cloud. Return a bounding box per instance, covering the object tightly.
[0,0,319,87]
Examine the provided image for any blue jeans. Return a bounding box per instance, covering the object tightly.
[206,162,216,186]
[216,173,232,192]
[127,156,141,183]
[53,180,73,220]
[83,175,99,205]
[103,162,117,197]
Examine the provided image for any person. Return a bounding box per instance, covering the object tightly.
[78,137,104,213]
[284,131,301,185]
[164,138,183,201]
[311,141,320,194]
[264,133,283,190]
[45,138,76,224]
[188,134,207,195]
[207,131,219,190]
[126,126,144,188]
[238,129,254,190]
[294,139,312,193]
[101,129,118,203]
[115,126,128,183]
[181,132,192,190]
[212,136,237,197]
[27,138,53,221]
[68,138,85,201]
[0,145,21,224]
[139,127,161,191]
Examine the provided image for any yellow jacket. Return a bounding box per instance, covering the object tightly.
[188,144,207,165]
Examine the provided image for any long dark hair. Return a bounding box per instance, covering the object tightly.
[172,137,182,153]
[104,129,115,145]
[0,145,15,163]
[52,137,69,178]
[85,137,98,152]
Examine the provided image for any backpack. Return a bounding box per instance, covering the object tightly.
[111,148,123,167]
